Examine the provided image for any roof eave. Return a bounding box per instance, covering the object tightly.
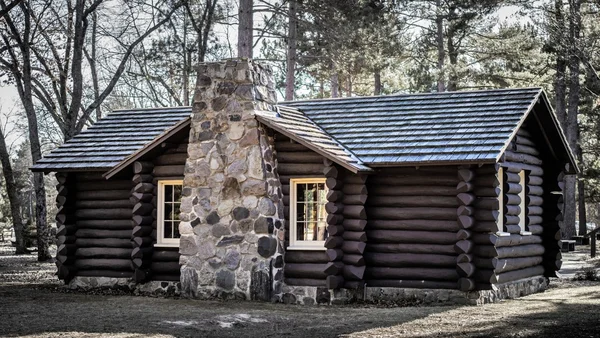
[103,118,191,179]
[367,159,497,168]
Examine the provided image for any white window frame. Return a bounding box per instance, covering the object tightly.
[156,180,183,247]
[519,170,532,235]
[497,167,504,233]
[288,178,328,251]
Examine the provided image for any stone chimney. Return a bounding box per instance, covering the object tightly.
[178,59,285,301]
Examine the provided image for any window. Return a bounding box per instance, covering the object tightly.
[289,178,328,250]
[157,180,183,246]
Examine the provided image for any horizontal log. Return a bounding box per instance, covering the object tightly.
[458,278,476,291]
[343,265,366,280]
[75,248,131,259]
[326,214,343,226]
[152,250,180,262]
[344,174,368,185]
[497,244,545,259]
[342,231,366,242]
[504,205,521,216]
[364,252,456,268]
[323,165,339,178]
[474,187,500,197]
[527,196,543,206]
[528,216,543,225]
[326,249,344,261]
[505,194,521,206]
[132,225,153,237]
[326,275,345,289]
[56,225,76,236]
[74,258,132,271]
[367,219,460,232]
[457,253,473,263]
[505,183,522,194]
[341,241,366,254]
[285,251,329,263]
[74,180,132,191]
[458,216,474,229]
[133,203,153,216]
[132,236,153,248]
[284,278,326,287]
[75,200,132,209]
[75,238,132,248]
[151,261,180,274]
[367,175,458,187]
[472,234,542,247]
[342,254,365,266]
[458,168,475,182]
[528,206,543,216]
[474,209,498,222]
[456,182,473,193]
[326,190,343,203]
[75,190,130,201]
[454,240,474,254]
[343,219,367,231]
[327,225,344,236]
[134,268,150,283]
[457,205,474,216]
[473,176,499,187]
[471,221,499,233]
[494,265,544,283]
[367,196,457,208]
[153,153,189,166]
[365,279,458,289]
[131,192,153,203]
[367,207,456,220]
[151,274,180,282]
[134,161,153,174]
[132,174,153,184]
[456,229,471,240]
[528,225,543,235]
[75,208,132,220]
[503,162,543,176]
[76,220,132,230]
[57,244,77,256]
[284,263,328,279]
[474,198,498,210]
[365,267,459,281]
[131,247,153,259]
[527,175,543,186]
[343,205,367,219]
[324,261,344,275]
[325,177,343,190]
[368,185,457,196]
[152,165,185,177]
[342,184,367,195]
[324,236,343,248]
[366,230,456,244]
[493,256,543,274]
[457,262,475,277]
[376,166,458,176]
[366,243,456,255]
[504,151,542,166]
[325,202,344,214]
[75,229,131,239]
[515,142,538,155]
[134,183,154,194]
[503,171,521,183]
[457,193,475,206]
[76,270,133,278]
[278,163,323,175]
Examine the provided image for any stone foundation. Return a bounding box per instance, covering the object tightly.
[67,277,181,296]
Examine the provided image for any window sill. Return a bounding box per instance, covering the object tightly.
[154,243,180,248]
[520,231,533,236]
[287,246,326,251]
[496,231,512,237]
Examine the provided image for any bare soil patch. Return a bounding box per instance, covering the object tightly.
[1,242,600,338]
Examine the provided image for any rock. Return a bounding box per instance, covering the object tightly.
[208,257,222,269]
[180,267,198,298]
[228,123,245,140]
[254,217,269,234]
[226,159,247,177]
[273,255,284,268]
[232,207,250,220]
[238,219,254,233]
[221,177,241,199]
[282,293,297,304]
[197,240,216,260]
[217,199,234,216]
[197,75,212,86]
[224,250,241,270]
[247,146,264,179]
[258,198,276,216]
[239,128,259,147]
[257,236,277,257]
[242,195,258,208]
[216,270,235,290]
[303,297,316,305]
[206,211,220,225]
[179,236,198,256]
[217,235,245,247]
[212,96,228,111]
[211,224,231,237]
[241,179,267,196]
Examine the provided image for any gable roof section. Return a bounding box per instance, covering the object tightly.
[255,107,371,173]
[282,88,548,166]
[31,107,192,172]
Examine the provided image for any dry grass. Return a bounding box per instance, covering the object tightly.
[1,242,600,338]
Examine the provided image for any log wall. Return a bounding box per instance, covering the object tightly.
[365,167,461,290]
[56,172,135,280]
[147,140,187,282]
[276,134,329,287]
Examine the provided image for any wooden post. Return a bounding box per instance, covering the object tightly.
[456,166,476,291]
[132,161,155,283]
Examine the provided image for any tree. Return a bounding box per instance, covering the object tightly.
[238,0,253,58]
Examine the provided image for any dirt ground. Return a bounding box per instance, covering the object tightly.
[1,242,600,338]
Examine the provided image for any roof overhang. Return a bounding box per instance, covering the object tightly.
[103,118,191,179]
[496,89,578,174]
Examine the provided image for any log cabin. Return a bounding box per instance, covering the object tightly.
[32,59,576,305]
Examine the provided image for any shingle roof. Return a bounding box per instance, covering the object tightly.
[34,87,573,174]
[282,88,543,166]
[255,107,371,172]
[31,107,191,171]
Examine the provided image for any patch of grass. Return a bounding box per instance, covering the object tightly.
[574,267,600,281]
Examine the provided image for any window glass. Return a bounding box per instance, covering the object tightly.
[159,181,183,244]
[291,179,328,248]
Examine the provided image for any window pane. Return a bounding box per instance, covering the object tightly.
[296,204,305,222]
[165,203,173,221]
[306,203,316,223]
[316,222,327,241]
[173,203,181,221]
[174,221,181,238]
[297,222,305,241]
[306,183,317,202]
[297,184,306,202]
[164,221,173,239]
[165,185,173,201]
[174,185,183,202]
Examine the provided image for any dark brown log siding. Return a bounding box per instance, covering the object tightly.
[365,167,460,290]
[275,133,329,287]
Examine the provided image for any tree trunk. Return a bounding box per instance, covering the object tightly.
[331,63,339,98]
[564,0,581,240]
[285,0,297,101]
[435,0,445,92]
[374,69,381,95]
[237,0,253,58]
[0,127,27,254]
[446,12,458,92]
[14,3,51,260]
[554,0,567,127]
